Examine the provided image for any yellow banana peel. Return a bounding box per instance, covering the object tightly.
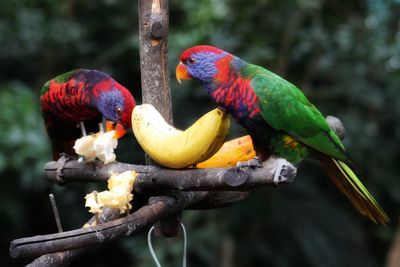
[131,104,230,169]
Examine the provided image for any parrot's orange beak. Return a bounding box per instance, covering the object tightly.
[176,62,191,84]
[106,120,127,139]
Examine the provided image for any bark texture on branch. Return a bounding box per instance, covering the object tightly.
[138,0,177,237]
[25,208,121,267]
[12,192,249,264]
[44,157,297,192]
[138,0,172,123]
[11,193,208,259]
[11,158,296,261]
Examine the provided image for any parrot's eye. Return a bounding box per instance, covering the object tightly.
[116,107,122,116]
[187,57,196,65]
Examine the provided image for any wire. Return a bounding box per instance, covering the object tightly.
[147,223,187,267]
[181,223,187,267]
[147,226,162,267]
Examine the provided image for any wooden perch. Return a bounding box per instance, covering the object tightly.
[138,0,177,237]
[10,157,295,262]
[44,157,297,192]
[138,0,172,123]
[17,191,249,265]
[11,192,210,259]
[25,208,122,267]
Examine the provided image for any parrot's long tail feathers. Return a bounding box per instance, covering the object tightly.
[320,157,389,226]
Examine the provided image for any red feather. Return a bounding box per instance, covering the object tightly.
[180,45,224,62]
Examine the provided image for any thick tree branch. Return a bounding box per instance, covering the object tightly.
[138,0,172,123]
[44,157,297,192]
[139,0,177,237]
[25,208,121,267]
[11,158,295,261]
[13,192,249,265]
[10,193,210,259]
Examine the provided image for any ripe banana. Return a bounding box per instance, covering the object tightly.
[131,104,230,169]
[196,135,256,168]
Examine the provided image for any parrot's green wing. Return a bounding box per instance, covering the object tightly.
[246,65,346,161]
[241,64,389,225]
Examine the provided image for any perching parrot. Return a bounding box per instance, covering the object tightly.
[40,69,136,160]
[176,45,389,225]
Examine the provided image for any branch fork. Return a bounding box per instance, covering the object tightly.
[10,156,296,264]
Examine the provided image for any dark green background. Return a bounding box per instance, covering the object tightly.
[1,0,399,266]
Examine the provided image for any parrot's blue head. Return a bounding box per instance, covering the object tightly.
[89,71,135,138]
[175,45,247,94]
[175,45,229,87]
[176,45,227,83]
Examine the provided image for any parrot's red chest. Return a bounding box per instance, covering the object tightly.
[211,76,261,129]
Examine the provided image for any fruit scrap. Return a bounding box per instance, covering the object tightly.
[85,171,137,215]
[73,130,118,164]
[196,135,256,168]
[131,104,230,169]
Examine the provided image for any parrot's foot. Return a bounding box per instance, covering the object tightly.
[56,153,75,185]
[260,157,297,185]
[236,157,262,169]
[270,158,297,185]
[78,121,87,136]
[225,158,262,187]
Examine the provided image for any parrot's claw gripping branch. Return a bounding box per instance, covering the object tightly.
[55,153,75,185]
[269,158,297,185]
[236,157,262,169]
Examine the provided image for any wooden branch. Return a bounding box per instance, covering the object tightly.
[44,157,297,192]
[11,158,294,261]
[25,208,121,267]
[138,0,177,237]
[12,191,248,264]
[386,217,400,267]
[10,193,210,259]
[138,0,172,123]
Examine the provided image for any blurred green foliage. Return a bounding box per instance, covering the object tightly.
[0,0,399,266]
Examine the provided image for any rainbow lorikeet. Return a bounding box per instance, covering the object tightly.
[40,69,136,160]
[176,45,389,225]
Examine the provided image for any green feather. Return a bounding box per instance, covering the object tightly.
[244,64,346,161]
[40,70,76,96]
[321,158,389,225]
[240,63,389,225]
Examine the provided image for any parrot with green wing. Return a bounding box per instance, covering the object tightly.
[176,45,389,225]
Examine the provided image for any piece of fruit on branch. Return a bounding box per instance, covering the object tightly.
[40,69,136,160]
[197,135,255,168]
[85,170,137,216]
[176,45,389,225]
[132,104,230,169]
[73,130,118,164]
